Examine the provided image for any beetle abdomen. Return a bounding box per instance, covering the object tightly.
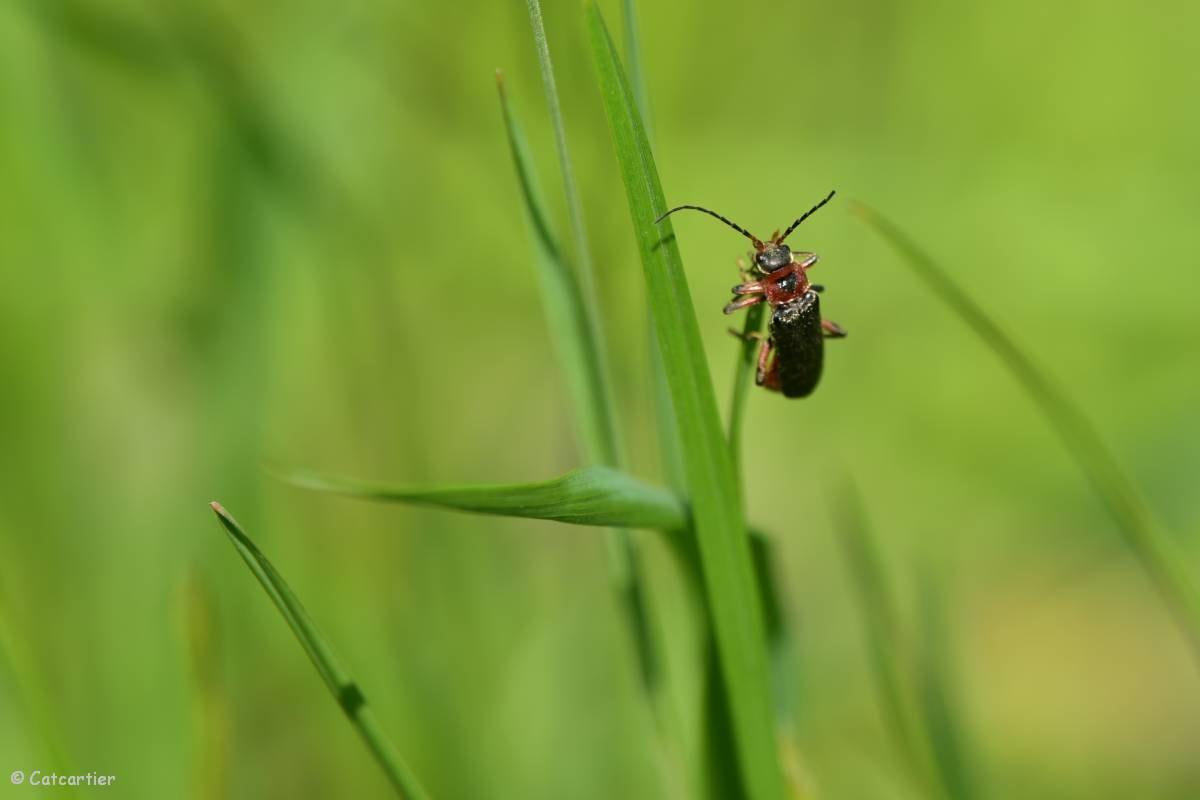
[770,291,824,398]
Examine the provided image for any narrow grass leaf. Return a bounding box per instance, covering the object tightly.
[650,322,687,491]
[209,503,430,800]
[620,0,653,144]
[495,71,617,465]
[834,485,943,799]
[280,465,686,531]
[614,0,685,493]
[524,0,604,314]
[914,573,977,800]
[586,6,783,799]
[853,203,1200,664]
[498,62,676,793]
[526,2,687,789]
[728,302,766,480]
[748,531,788,720]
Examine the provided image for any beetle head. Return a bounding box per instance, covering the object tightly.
[754,244,792,273]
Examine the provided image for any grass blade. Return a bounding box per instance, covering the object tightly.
[728,302,767,479]
[495,70,616,465]
[524,0,603,318]
[586,6,783,799]
[835,486,943,798]
[209,503,430,800]
[496,64,680,792]
[280,465,686,531]
[914,574,977,800]
[853,203,1200,663]
[613,0,685,494]
[620,0,653,144]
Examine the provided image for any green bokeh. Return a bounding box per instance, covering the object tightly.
[1,0,1197,797]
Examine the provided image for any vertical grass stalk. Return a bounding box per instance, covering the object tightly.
[501,14,682,785]
[587,6,784,798]
[728,302,767,481]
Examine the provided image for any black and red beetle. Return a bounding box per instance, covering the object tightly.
[656,190,846,398]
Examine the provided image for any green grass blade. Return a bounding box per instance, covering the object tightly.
[835,486,943,798]
[650,323,687,491]
[728,302,767,479]
[524,0,604,318]
[495,71,616,465]
[914,574,977,800]
[613,0,683,494]
[853,203,1200,663]
[586,6,783,799]
[497,64,679,792]
[699,638,743,800]
[280,465,686,531]
[620,0,653,144]
[209,503,430,800]
[748,531,788,722]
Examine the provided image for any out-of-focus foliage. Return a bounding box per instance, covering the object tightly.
[0,0,1197,797]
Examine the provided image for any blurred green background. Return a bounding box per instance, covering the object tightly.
[1,0,1198,797]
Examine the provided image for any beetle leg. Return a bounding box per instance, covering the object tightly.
[735,256,756,282]
[822,319,847,338]
[810,284,825,293]
[728,328,768,343]
[756,339,782,392]
[792,251,819,269]
[730,279,765,295]
[723,294,764,314]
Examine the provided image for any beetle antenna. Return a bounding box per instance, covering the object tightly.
[655,205,764,248]
[777,190,836,244]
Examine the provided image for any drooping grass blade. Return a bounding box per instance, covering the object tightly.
[280,465,687,532]
[209,503,430,800]
[854,202,1200,664]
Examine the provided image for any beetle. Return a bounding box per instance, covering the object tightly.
[655,190,846,398]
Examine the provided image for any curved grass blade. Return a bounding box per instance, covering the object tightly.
[495,70,617,465]
[586,6,783,798]
[280,465,687,532]
[853,203,1200,664]
[209,503,430,800]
